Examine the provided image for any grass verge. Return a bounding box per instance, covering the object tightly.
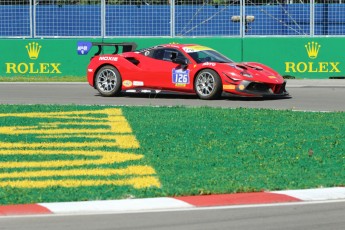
[0,104,344,205]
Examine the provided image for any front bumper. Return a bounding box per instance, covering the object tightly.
[224,80,289,97]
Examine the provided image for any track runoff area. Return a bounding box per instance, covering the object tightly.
[0,103,343,215]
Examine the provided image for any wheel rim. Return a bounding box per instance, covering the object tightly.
[96,69,117,93]
[195,72,215,96]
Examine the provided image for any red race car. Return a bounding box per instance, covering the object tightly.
[78,42,289,99]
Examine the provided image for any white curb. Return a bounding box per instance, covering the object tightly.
[272,187,345,201]
[40,197,193,214]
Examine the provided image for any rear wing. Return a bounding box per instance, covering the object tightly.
[77,41,137,56]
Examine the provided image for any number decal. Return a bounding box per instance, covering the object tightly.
[172,69,190,84]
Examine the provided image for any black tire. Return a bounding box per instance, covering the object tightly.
[194,69,222,100]
[94,65,122,97]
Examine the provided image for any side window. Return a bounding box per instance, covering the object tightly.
[152,49,165,60]
[152,48,187,62]
[174,50,189,62]
[163,50,178,61]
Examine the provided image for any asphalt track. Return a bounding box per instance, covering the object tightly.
[0,80,344,111]
[0,80,344,229]
[1,200,345,230]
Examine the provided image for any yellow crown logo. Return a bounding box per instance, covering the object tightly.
[305,42,320,59]
[26,42,42,60]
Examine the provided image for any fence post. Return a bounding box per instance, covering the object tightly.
[101,0,106,38]
[241,0,245,37]
[32,0,34,38]
[310,0,314,36]
[170,0,175,37]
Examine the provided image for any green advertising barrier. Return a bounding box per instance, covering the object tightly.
[0,38,242,79]
[2,37,344,79]
[243,37,345,79]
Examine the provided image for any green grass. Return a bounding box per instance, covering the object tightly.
[0,104,344,205]
[125,107,345,195]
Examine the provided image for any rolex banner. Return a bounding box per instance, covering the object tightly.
[0,39,95,78]
[243,37,345,79]
[0,38,344,79]
[0,38,241,79]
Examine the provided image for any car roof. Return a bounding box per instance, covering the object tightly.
[160,44,206,48]
[158,44,214,52]
[135,44,214,54]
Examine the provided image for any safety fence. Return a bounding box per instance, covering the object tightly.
[1,0,345,37]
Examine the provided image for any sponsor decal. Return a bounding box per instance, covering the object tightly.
[99,56,118,61]
[172,68,190,85]
[123,80,133,87]
[5,42,62,75]
[223,84,236,90]
[133,81,144,86]
[183,46,212,53]
[285,41,341,74]
[202,62,216,67]
[77,41,92,55]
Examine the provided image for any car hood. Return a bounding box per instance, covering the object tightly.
[221,62,285,84]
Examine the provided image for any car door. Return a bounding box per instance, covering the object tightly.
[139,48,192,91]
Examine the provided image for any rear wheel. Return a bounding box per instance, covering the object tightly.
[194,69,222,100]
[95,65,122,97]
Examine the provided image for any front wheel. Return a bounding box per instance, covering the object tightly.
[194,69,222,100]
[95,65,122,97]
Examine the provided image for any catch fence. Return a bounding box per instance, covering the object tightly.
[1,0,345,37]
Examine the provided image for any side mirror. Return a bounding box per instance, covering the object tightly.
[172,57,188,65]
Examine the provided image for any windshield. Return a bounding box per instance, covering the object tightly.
[188,49,233,64]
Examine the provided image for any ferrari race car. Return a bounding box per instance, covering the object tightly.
[78,42,289,99]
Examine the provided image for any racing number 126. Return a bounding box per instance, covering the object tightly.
[172,69,190,84]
